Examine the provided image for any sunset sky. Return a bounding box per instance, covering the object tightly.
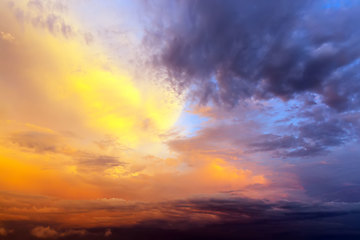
[1,0,360,239]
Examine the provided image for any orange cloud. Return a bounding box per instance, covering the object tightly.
[0,31,15,42]
[0,0,276,229]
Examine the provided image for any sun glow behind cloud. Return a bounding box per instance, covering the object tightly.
[6,1,360,239]
[0,0,184,201]
[0,1,271,229]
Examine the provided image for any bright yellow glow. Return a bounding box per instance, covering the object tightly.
[0,0,271,228]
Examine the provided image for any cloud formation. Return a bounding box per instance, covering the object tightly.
[31,226,86,239]
[0,31,15,42]
[1,0,360,239]
[3,196,360,239]
[31,226,58,238]
[146,0,360,111]
[104,229,111,237]
[0,227,12,236]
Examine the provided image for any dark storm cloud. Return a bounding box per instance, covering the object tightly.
[145,0,360,110]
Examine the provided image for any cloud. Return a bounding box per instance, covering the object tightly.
[31,226,86,239]
[177,96,360,159]
[8,131,67,154]
[143,0,360,165]
[8,0,74,38]
[163,198,359,223]
[247,117,354,157]
[6,128,127,172]
[31,226,58,238]
[76,153,125,171]
[0,31,15,42]
[0,227,13,236]
[2,2,360,239]
[0,228,6,236]
[0,0,184,201]
[3,197,358,239]
[60,229,87,237]
[145,0,360,111]
[104,228,111,237]
[292,144,360,202]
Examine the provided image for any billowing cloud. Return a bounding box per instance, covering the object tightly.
[145,0,360,111]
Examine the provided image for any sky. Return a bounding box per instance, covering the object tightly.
[1,0,360,239]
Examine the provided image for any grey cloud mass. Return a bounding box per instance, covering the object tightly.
[145,0,360,110]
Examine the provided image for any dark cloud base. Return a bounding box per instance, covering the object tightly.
[3,219,360,240]
[66,225,360,240]
[2,198,360,240]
